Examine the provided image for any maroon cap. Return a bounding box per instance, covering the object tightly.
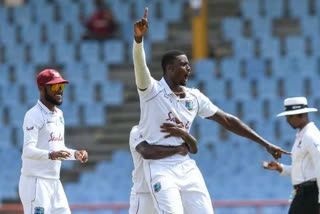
[36,69,69,87]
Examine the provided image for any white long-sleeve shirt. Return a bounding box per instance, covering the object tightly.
[21,100,76,179]
[281,122,320,202]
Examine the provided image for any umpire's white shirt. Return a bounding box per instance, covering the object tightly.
[129,125,149,193]
[136,75,218,163]
[21,100,76,179]
[281,122,320,202]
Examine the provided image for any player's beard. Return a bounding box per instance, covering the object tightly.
[44,87,62,106]
[180,80,187,86]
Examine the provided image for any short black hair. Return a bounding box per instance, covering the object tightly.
[161,50,186,74]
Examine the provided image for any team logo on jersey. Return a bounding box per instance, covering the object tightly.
[153,182,161,192]
[34,207,44,214]
[185,100,193,111]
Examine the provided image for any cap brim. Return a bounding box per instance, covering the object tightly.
[46,77,69,85]
[277,108,318,117]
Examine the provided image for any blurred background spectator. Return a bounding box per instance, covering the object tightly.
[81,0,117,40]
[4,0,24,7]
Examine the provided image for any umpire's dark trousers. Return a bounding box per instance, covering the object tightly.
[288,181,319,214]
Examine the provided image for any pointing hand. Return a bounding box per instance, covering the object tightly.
[134,7,149,42]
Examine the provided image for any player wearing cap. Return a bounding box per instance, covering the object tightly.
[263,97,320,214]
[133,8,290,214]
[129,121,198,214]
[19,69,88,214]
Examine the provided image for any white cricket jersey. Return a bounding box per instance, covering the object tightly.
[280,122,320,202]
[129,126,149,193]
[21,100,76,179]
[137,77,218,163]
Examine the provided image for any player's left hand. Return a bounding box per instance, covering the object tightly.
[75,150,88,163]
[262,160,283,172]
[134,7,149,41]
[160,122,185,138]
[265,144,291,160]
[160,122,198,154]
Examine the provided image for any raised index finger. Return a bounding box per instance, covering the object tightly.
[144,7,148,19]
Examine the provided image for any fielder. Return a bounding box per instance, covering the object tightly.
[19,69,88,214]
[129,121,198,214]
[133,8,290,214]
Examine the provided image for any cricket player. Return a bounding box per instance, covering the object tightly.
[129,121,198,214]
[19,69,88,214]
[133,8,290,214]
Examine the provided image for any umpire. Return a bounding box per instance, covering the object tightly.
[263,97,320,214]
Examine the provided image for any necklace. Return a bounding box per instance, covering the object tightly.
[173,90,185,95]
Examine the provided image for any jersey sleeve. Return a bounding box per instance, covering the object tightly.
[22,110,49,160]
[133,39,152,91]
[195,89,219,118]
[129,127,144,151]
[280,164,292,177]
[305,135,320,203]
[137,77,157,100]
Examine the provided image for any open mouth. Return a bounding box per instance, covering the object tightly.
[184,74,189,81]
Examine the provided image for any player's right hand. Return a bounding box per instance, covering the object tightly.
[49,150,71,161]
[262,161,283,173]
[265,143,291,160]
[134,7,149,39]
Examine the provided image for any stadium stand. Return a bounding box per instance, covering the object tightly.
[1,0,320,213]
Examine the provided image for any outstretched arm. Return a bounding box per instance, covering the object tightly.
[136,141,189,160]
[133,7,152,91]
[207,109,290,159]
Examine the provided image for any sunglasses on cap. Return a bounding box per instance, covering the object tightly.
[50,83,65,92]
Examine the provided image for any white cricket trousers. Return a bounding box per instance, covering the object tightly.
[19,175,71,214]
[144,159,214,214]
[129,191,157,214]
